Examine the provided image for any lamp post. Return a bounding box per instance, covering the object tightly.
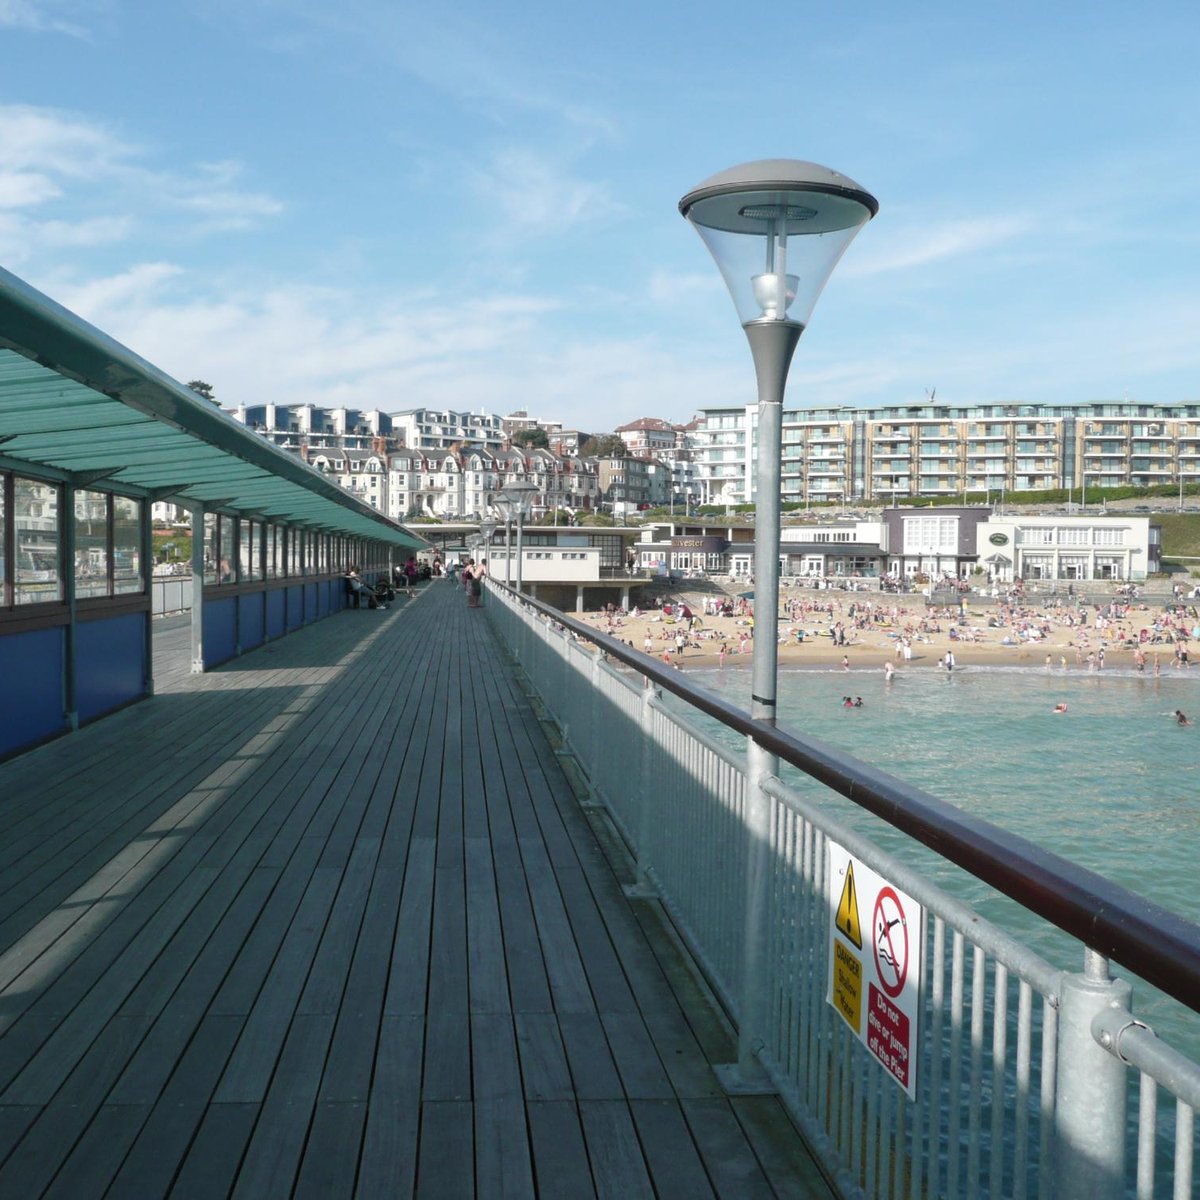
[680,158,876,1085]
[492,497,514,585]
[479,517,497,564]
[498,482,538,592]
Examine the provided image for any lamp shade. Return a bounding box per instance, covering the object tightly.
[499,481,538,516]
[680,160,877,329]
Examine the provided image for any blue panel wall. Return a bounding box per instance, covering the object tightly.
[76,612,147,723]
[238,593,265,651]
[0,626,65,758]
[204,597,238,667]
[286,585,304,631]
[266,589,286,639]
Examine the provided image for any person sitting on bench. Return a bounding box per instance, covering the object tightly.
[346,565,386,609]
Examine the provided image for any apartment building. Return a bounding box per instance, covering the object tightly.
[387,448,600,521]
[694,402,1200,503]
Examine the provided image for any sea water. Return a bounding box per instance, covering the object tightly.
[686,663,1200,1056]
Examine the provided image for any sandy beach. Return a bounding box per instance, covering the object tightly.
[572,588,1197,673]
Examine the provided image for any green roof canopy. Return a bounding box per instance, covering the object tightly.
[0,266,426,550]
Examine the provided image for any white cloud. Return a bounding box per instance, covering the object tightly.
[848,214,1033,278]
[44,260,726,429]
[0,170,61,208]
[0,105,284,243]
[469,147,625,243]
[0,0,87,37]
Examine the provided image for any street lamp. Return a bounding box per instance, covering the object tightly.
[680,158,876,1084]
[498,482,538,592]
[492,496,515,584]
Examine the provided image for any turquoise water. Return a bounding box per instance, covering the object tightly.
[687,663,1200,1052]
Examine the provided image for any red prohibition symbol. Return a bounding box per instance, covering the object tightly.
[872,887,908,998]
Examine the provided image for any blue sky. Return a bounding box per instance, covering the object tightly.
[3,1,1200,432]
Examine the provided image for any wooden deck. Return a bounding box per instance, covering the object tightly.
[0,583,832,1198]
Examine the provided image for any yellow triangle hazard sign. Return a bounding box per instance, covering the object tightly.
[835,862,863,949]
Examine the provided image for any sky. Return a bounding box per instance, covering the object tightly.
[3,1,1200,434]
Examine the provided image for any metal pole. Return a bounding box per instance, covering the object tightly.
[736,318,801,1085]
[515,511,525,591]
[190,504,206,673]
[504,519,512,585]
[1054,951,1129,1200]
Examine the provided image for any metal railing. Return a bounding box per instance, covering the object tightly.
[151,574,193,615]
[484,581,1200,1199]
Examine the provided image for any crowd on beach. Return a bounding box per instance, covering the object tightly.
[579,580,1200,676]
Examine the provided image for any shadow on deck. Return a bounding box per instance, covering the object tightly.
[0,583,832,1198]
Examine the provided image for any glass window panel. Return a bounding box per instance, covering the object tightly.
[0,477,6,603]
[219,515,236,583]
[75,489,110,599]
[15,477,61,605]
[238,519,252,581]
[203,512,218,584]
[113,496,142,594]
[265,525,277,579]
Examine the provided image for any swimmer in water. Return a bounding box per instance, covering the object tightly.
[1174,710,1192,726]
[1053,703,1068,714]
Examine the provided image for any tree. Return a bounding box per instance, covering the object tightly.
[187,380,218,404]
[512,428,549,449]
[581,433,627,458]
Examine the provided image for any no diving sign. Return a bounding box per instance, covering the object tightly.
[827,843,922,1098]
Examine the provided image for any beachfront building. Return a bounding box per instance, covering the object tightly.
[634,518,886,579]
[633,511,1158,584]
[974,513,1160,583]
[694,401,1200,504]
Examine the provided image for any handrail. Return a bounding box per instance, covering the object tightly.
[493,581,1200,1014]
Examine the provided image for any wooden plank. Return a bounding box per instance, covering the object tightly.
[491,837,552,1015]
[465,838,509,1016]
[731,1096,837,1200]
[474,1097,535,1198]
[681,1098,775,1199]
[599,1010,675,1101]
[318,865,403,1104]
[0,1014,151,1197]
[526,1100,596,1200]
[187,1106,271,1200]
[293,1101,366,1200]
[354,1014,422,1196]
[41,1103,148,1200]
[212,867,340,1104]
[577,1099,655,1200]
[629,1099,717,1200]
[513,1011,574,1102]
[106,1014,243,1198]
[518,839,595,1015]
[383,839,435,1016]
[416,1101,473,1200]
[557,1012,624,1101]
[229,1012,335,1198]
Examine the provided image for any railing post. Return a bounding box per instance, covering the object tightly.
[714,735,776,1095]
[1054,950,1130,1200]
[624,679,659,899]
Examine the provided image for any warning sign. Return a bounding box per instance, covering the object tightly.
[827,843,922,1098]
[832,940,863,1033]
[835,861,863,949]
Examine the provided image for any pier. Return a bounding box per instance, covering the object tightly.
[0,586,829,1197]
